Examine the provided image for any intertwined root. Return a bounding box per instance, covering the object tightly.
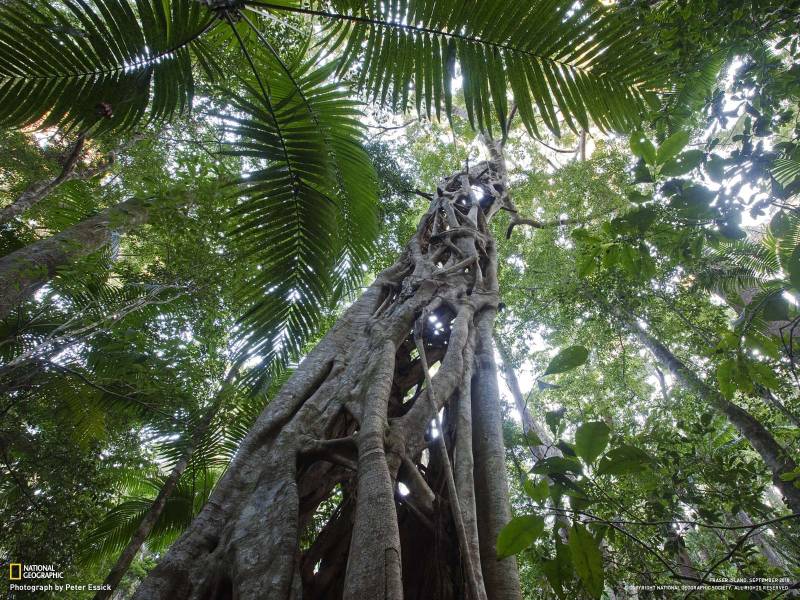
[134,151,521,600]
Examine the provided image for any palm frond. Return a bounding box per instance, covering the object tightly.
[222,53,378,384]
[80,469,220,565]
[263,0,665,135]
[0,0,218,132]
[773,157,800,188]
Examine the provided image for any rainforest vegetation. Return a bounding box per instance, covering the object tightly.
[1,0,800,598]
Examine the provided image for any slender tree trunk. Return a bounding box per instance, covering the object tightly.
[614,306,800,515]
[664,528,698,582]
[0,133,142,225]
[0,195,153,320]
[0,134,86,225]
[95,371,237,600]
[495,336,559,462]
[735,510,787,570]
[494,336,570,540]
[132,153,522,599]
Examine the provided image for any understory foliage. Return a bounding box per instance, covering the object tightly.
[0,0,798,598]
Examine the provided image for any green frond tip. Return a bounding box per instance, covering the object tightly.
[0,0,218,133]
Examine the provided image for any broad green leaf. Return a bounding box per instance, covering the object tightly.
[660,149,704,176]
[496,514,545,559]
[628,190,652,204]
[779,470,800,482]
[523,431,544,447]
[630,131,656,165]
[574,422,611,465]
[543,541,573,600]
[719,222,747,240]
[556,440,578,458]
[762,296,790,321]
[656,131,689,164]
[597,444,652,476]
[524,478,549,503]
[569,523,604,599]
[546,408,566,436]
[544,346,589,376]
[633,159,653,183]
[706,154,726,182]
[532,456,583,476]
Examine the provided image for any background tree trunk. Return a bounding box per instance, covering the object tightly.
[132,154,522,599]
[0,195,153,320]
[614,305,800,514]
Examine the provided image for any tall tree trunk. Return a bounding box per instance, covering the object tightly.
[494,336,580,539]
[614,305,800,515]
[0,195,153,320]
[132,153,522,599]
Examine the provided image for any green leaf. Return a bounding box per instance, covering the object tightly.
[569,523,604,599]
[544,346,589,376]
[0,0,213,132]
[523,431,544,447]
[788,245,800,291]
[524,478,549,503]
[773,158,800,187]
[532,456,583,476]
[633,159,653,183]
[656,131,689,164]
[224,58,379,386]
[543,541,573,600]
[779,470,800,482]
[574,422,611,465]
[597,444,652,476]
[546,408,566,436]
[763,296,790,321]
[749,361,780,389]
[630,131,656,165]
[770,212,791,238]
[660,150,704,176]
[496,514,545,559]
[628,190,652,204]
[326,1,662,135]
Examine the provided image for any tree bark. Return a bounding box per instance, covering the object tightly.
[132,152,521,599]
[614,306,800,515]
[0,195,153,320]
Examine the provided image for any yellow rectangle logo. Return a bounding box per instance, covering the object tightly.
[9,563,21,580]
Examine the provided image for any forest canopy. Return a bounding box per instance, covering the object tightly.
[1,0,799,598]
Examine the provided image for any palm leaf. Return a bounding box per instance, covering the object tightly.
[80,469,220,565]
[773,158,800,188]
[221,53,378,385]
[255,0,665,135]
[0,0,218,132]
[698,238,782,297]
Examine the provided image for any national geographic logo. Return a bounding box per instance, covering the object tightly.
[7,563,64,580]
